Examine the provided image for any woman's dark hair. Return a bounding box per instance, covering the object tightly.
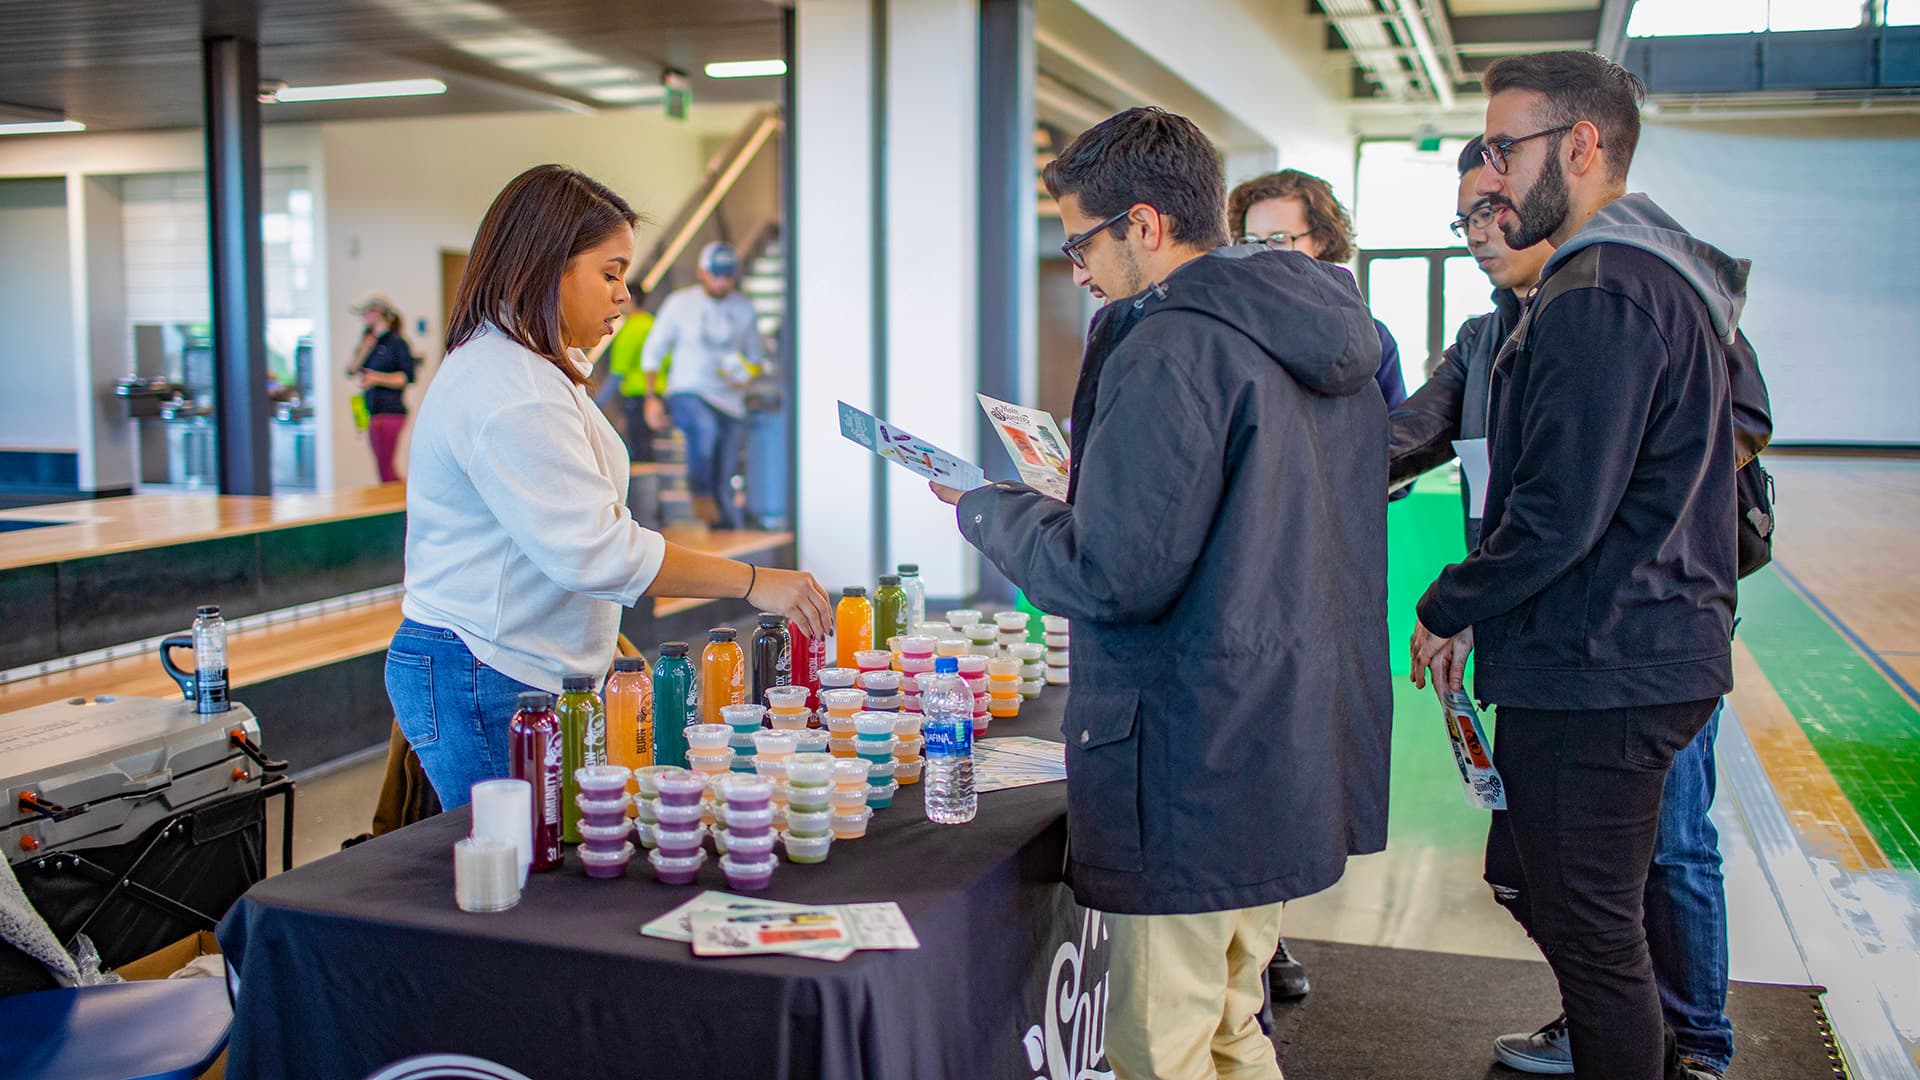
[1483,50,1645,184]
[1226,170,1355,265]
[446,164,638,385]
[1042,107,1227,250]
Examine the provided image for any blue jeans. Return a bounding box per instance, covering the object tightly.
[1647,704,1733,1072]
[667,393,746,529]
[384,620,539,810]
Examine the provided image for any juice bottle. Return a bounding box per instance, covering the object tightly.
[835,587,873,669]
[874,575,909,648]
[508,691,564,872]
[700,628,746,726]
[897,564,926,631]
[749,612,792,710]
[557,673,604,844]
[604,656,653,807]
[789,618,827,705]
[651,642,696,768]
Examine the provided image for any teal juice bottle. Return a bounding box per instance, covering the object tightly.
[557,673,603,844]
[651,642,697,768]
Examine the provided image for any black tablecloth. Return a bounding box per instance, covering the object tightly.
[218,691,1115,1080]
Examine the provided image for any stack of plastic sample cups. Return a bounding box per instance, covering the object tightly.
[956,655,991,735]
[892,712,924,786]
[935,636,970,659]
[453,837,520,912]
[858,669,903,712]
[964,622,999,657]
[993,610,1031,654]
[649,769,709,883]
[944,609,982,633]
[685,723,736,777]
[632,765,680,850]
[780,753,835,864]
[1011,642,1047,699]
[765,685,812,731]
[722,704,766,772]
[829,758,873,839]
[853,713,900,809]
[854,648,892,681]
[987,656,1022,720]
[574,765,635,879]
[1042,616,1071,686]
[751,730,796,827]
[820,688,866,757]
[819,666,860,692]
[897,635,936,714]
[713,775,778,892]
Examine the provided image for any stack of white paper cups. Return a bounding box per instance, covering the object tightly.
[453,837,520,913]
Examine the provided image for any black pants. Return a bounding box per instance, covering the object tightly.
[620,395,655,463]
[1486,699,1717,1080]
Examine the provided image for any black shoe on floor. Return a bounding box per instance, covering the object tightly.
[1681,1060,1725,1080]
[340,832,374,851]
[1268,937,1310,1000]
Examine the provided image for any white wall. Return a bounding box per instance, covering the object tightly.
[0,178,77,450]
[1630,117,1920,445]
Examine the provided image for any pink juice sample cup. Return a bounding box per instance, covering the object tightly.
[898,634,937,658]
[714,774,774,811]
[649,848,707,885]
[654,769,706,806]
[719,853,777,892]
[714,827,778,859]
[853,649,892,673]
[579,842,635,880]
[575,765,633,797]
[653,823,706,857]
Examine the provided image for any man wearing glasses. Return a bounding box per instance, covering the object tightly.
[1409,52,1750,1080]
[932,107,1391,1079]
[1393,134,1767,1079]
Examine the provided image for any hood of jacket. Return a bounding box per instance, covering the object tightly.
[1120,247,1382,397]
[1544,193,1749,343]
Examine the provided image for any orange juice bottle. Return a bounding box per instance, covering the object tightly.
[700,628,746,726]
[604,655,653,813]
[835,587,874,669]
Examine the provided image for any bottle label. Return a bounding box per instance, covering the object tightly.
[776,640,792,685]
[586,709,607,767]
[925,718,963,757]
[541,726,563,827]
[196,667,229,712]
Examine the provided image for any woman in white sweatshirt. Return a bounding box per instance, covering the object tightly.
[388,165,830,807]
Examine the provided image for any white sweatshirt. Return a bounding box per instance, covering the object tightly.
[401,325,666,692]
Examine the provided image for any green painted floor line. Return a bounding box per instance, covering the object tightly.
[1728,568,1920,873]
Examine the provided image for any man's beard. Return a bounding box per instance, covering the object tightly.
[1101,241,1145,300]
[1499,152,1570,251]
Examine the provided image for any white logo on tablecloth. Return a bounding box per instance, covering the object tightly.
[1021,908,1112,1080]
[363,1054,533,1080]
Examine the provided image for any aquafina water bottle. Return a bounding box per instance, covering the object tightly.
[920,656,976,824]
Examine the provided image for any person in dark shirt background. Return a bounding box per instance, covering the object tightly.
[350,294,419,483]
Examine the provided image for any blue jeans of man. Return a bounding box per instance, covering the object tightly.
[1647,705,1733,1073]
[384,620,540,810]
[667,392,746,529]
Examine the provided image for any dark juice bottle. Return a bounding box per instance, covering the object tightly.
[750,612,792,712]
[700,628,746,726]
[789,619,826,706]
[557,673,603,844]
[874,575,908,648]
[651,643,696,768]
[508,691,564,872]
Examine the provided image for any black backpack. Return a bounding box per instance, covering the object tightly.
[1736,457,1775,578]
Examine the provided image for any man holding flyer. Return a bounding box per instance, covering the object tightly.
[929,107,1392,1080]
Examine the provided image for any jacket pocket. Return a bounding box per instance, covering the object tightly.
[1063,689,1145,872]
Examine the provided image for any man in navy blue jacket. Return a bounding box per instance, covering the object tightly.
[1411,52,1743,1080]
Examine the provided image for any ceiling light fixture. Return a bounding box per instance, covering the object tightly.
[268,78,447,103]
[704,60,787,79]
[0,120,86,135]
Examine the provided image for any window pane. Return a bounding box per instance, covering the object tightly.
[1629,0,1767,36]
[1356,139,1472,252]
[1440,256,1497,375]
[1884,0,1919,23]
[1767,0,1865,31]
[1367,258,1431,390]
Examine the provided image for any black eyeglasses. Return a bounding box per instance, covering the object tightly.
[1449,203,1499,238]
[1238,231,1308,251]
[1061,208,1134,269]
[1481,125,1577,175]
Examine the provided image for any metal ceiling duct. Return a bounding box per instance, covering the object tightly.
[1319,0,1460,107]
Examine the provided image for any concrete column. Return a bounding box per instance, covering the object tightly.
[66,173,133,494]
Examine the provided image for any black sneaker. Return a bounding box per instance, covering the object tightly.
[1681,1060,1725,1080]
[1267,937,1310,1000]
[1493,1013,1574,1074]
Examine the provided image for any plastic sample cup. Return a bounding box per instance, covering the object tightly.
[765,685,810,710]
[865,779,900,808]
[1045,667,1071,686]
[955,655,988,676]
[830,808,873,839]
[1044,633,1071,649]
[1020,679,1045,699]
[714,774,774,810]
[649,847,707,885]
[654,798,704,827]
[782,830,833,864]
[819,688,866,717]
[854,649,893,673]
[786,783,832,812]
[1041,615,1070,634]
[1009,642,1045,662]
[832,758,870,789]
[577,819,633,845]
[720,853,777,892]
[936,638,970,658]
[751,731,797,759]
[768,708,811,731]
[575,765,633,796]
[856,737,898,762]
[635,821,658,849]
[686,747,737,774]
[792,730,831,755]
[986,657,1021,679]
[686,724,732,751]
[753,757,790,783]
[715,827,777,859]
[453,837,520,913]
[898,634,937,658]
[784,752,835,787]
[894,734,924,758]
[723,805,776,832]
[829,785,871,812]
[633,766,680,799]
[857,670,902,694]
[721,704,767,731]
[825,712,859,737]
[893,758,924,784]
[654,769,706,806]
[828,736,859,758]
[945,609,982,629]
[578,841,635,880]
[653,823,706,858]
[576,791,633,824]
[990,699,1021,718]
[784,808,833,837]
[853,712,897,739]
[818,667,860,689]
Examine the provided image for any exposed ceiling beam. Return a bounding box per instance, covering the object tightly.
[1447,11,1602,45]
[1596,0,1637,60]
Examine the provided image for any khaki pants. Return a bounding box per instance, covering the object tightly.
[1104,901,1286,1080]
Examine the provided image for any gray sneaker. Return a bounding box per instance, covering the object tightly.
[1493,1014,1574,1074]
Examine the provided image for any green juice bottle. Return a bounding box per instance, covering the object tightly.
[874,574,909,648]
[651,642,697,768]
[557,672,605,844]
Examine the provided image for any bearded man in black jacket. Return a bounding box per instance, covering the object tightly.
[1410,51,1745,1080]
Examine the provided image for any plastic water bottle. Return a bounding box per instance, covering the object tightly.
[897,564,926,631]
[190,605,229,714]
[921,656,976,824]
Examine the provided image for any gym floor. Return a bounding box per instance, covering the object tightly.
[269,453,1920,1079]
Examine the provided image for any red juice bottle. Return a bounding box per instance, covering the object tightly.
[508,691,564,872]
[789,617,827,707]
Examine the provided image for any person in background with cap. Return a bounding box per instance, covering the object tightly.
[349,294,419,483]
[640,241,766,529]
